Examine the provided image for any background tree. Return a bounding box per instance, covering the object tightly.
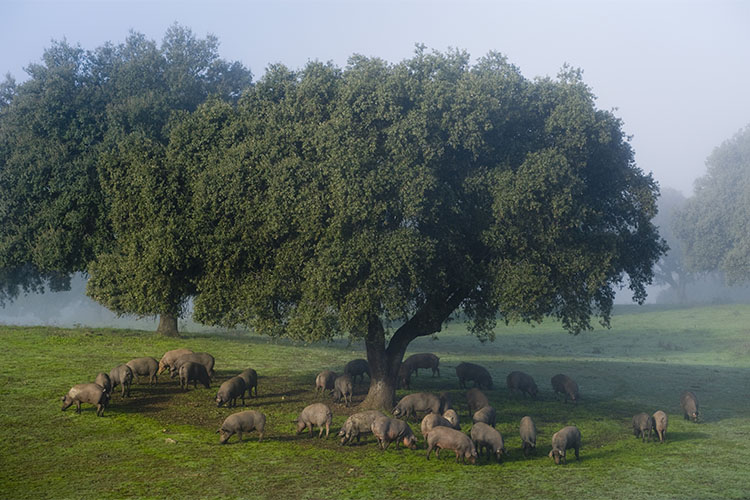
[181,49,665,408]
[0,25,251,335]
[651,187,694,302]
[675,125,750,284]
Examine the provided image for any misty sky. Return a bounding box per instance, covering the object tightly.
[2,0,750,196]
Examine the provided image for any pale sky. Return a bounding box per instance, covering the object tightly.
[3,0,750,195]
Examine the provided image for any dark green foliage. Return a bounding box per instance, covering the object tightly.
[0,25,252,333]
[176,48,664,405]
[675,125,750,284]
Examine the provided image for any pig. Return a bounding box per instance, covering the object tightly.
[217,410,266,443]
[158,348,193,374]
[403,353,440,377]
[296,403,333,438]
[331,374,353,406]
[179,361,211,390]
[338,410,385,445]
[109,364,133,398]
[680,391,700,422]
[420,413,455,438]
[371,416,418,450]
[632,413,654,442]
[315,370,337,394]
[472,405,497,428]
[126,357,159,385]
[170,352,215,379]
[551,374,580,404]
[61,383,109,416]
[216,376,246,407]
[238,368,258,398]
[455,362,493,389]
[443,409,461,429]
[425,426,478,464]
[392,392,441,421]
[465,388,490,416]
[344,359,370,384]
[549,426,581,465]
[397,364,411,389]
[520,416,537,457]
[94,372,111,395]
[471,422,506,462]
[506,371,538,399]
[652,410,668,443]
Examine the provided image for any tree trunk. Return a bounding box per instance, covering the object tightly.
[360,315,398,410]
[157,312,179,337]
[359,290,465,410]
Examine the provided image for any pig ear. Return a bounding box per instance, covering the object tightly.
[548,451,553,458]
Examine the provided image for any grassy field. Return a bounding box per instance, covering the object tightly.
[1,304,749,499]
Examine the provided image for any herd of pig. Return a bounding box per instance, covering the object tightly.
[60,349,702,465]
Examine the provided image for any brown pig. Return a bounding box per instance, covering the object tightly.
[371,416,418,450]
[425,426,478,464]
[218,410,266,443]
[61,383,109,417]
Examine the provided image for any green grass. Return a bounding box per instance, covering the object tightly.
[1,304,749,499]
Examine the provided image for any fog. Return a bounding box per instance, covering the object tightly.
[3,273,749,330]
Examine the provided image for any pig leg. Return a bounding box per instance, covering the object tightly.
[75,401,82,413]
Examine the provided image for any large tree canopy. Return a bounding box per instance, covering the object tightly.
[0,25,251,335]
[176,48,665,407]
[675,125,750,284]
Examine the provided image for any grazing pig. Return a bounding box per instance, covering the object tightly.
[158,348,193,374]
[632,413,654,442]
[392,392,441,421]
[94,372,111,395]
[218,410,266,443]
[109,364,133,398]
[344,359,370,384]
[506,371,538,399]
[61,383,109,416]
[238,368,258,398]
[425,426,478,464]
[549,426,581,465]
[331,374,353,406]
[397,364,411,389]
[420,413,455,438]
[315,370,337,394]
[652,410,668,443]
[170,352,215,379]
[296,403,333,438]
[338,410,385,445]
[680,391,700,422]
[472,405,497,428]
[520,416,538,457]
[465,388,490,416]
[179,361,211,390]
[216,376,247,407]
[455,362,493,389]
[471,422,506,462]
[126,357,159,385]
[551,373,580,404]
[403,353,440,377]
[443,409,461,429]
[371,416,417,450]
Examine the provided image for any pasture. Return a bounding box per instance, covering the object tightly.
[1,304,749,499]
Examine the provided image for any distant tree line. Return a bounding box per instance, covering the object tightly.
[653,125,750,304]
[0,27,666,407]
